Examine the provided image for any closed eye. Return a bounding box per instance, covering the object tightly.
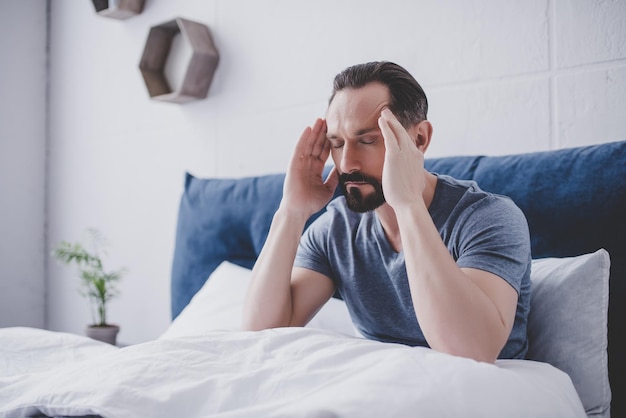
[360,136,378,145]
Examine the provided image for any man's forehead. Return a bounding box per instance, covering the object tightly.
[326,83,390,135]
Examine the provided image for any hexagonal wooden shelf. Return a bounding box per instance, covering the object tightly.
[139,18,220,104]
[92,0,145,20]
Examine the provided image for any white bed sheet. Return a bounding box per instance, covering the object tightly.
[0,326,585,418]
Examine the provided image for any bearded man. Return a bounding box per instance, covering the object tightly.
[242,61,531,363]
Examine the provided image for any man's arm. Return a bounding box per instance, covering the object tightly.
[378,109,519,363]
[242,119,338,331]
[241,207,336,330]
[395,202,518,363]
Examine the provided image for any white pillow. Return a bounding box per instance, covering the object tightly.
[526,249,611,418]
[160,261,360,340]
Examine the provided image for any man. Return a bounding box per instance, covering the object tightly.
[242,61,531,363]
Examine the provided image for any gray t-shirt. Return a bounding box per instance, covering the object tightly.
[294,174,531,359]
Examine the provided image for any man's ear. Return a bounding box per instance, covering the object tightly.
[408,120,433,153]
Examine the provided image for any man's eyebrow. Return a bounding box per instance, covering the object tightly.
[327,127,378,140]
[354,127,378,136]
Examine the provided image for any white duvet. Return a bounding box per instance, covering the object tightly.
[0,326,585,418]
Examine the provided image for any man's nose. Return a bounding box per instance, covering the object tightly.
[338,144,360,174]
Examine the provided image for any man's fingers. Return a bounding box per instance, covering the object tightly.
[293,126,312,162]
[379,108,412,151]
[379,111,400,152]
[295,119,326,158]
[310,119,328,159]
[318,130,332,162]
[293,119,325,163]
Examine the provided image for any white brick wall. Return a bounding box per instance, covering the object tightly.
[557,66,626,148]
[556,0,626,68]
[427,78,552,156]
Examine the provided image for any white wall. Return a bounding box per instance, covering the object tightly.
[0,1,47,328]
[40,0,626,343]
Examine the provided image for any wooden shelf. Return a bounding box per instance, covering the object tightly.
[92,0,145,20]
[138,18,220,104]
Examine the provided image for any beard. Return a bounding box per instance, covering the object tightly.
[339,171,386,213]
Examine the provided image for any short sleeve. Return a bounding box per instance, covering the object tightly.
[294,210,335,280]
[454,196,531,293]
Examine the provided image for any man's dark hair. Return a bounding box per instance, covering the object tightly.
[329,61,428,128]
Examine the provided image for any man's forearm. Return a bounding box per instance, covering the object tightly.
[395,202,511,363]
[241,207,309,330]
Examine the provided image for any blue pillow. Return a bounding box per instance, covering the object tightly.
[171,167,339,319]
[172,173,280,320]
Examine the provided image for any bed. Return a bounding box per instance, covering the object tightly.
[1,140,624,417]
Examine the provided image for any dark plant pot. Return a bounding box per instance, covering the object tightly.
[85,324,120,345]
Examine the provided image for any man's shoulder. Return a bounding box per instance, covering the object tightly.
[435,174,518,209]
[433,174,527,227]
[431,174,484,216]
[435,174,485,196]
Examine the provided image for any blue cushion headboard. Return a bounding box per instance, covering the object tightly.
[171,140,626,415]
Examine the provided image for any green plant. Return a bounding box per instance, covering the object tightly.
[53,228,125,327]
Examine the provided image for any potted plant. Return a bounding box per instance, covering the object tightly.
[53,228,126,345]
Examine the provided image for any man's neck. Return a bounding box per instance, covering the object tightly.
[375,171,438,253]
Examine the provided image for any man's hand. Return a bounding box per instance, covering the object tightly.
[378,108,426,210]
[242,118,337,331]
[281,118,339,218]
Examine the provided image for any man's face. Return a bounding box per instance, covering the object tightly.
[326,83,390,212]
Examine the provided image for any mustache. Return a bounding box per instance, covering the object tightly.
[338,171,380,185]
